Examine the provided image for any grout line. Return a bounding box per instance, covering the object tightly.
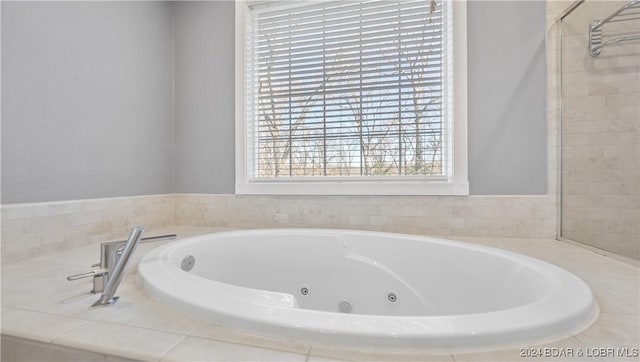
[597,311,640,316]
[0,194,174,208]
[557,237,640,267]
[50,319,188,362]
[305,346,312,362]
[14,306,96,322]
[186,331,311,357]
[82,319,186,336]
[185,321,204,336]
[569,336,587,348]
[157,333,189,362]
[170,335,311,360]
[572,334,591,349]
[49,318,92,345]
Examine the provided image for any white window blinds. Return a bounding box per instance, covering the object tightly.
[245,0,451,180]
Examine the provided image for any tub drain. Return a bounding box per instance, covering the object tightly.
[181,255,195,272]
[300,287,309,296]
[387,292,397,303]
[339,300,352,313]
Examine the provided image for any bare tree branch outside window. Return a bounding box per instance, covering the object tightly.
[251,0,445,178]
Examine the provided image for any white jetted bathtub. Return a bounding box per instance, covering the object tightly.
[137,229,598,352]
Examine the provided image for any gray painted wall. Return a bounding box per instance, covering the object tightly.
[467,1,548,194]
[1,1,174,203]
[173,1,235,194]
[1,1,547,203]
[172,0,548,195]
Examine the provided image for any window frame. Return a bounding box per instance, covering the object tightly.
[235,0,468,195]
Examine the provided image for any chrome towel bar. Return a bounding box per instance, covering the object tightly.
[589,0,640,56]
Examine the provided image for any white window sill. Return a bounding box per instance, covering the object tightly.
[236,180,470,196]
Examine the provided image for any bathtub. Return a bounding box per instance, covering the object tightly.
[137,229,597,352]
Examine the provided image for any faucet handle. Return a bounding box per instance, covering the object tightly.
[101,234,177,268]
[66,268,107,281]
[112,234,178,254]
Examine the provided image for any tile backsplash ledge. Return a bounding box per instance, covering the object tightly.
[1,195,175,263]
[1,193,556,263]
[175,194,556,237]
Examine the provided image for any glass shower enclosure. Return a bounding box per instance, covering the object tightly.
[558,0,640,261]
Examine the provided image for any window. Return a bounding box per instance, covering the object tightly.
[236,0,468,195]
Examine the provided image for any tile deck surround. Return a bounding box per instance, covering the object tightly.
[2,226,638,362]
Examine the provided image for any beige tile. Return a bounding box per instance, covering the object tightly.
[191,322,311,355]
[2,258,69,279]
[156,226,230,239]
[161,336,307,362]
[452,337,584,362]
[173,194,558,239]
[9,270,144,320]
[29,244,98,267]
[582,274,640,315]
[307,355,349,362]
[20,285,116,320]
[307,346,453,362]
[1,195,176,264]
[93,295,202,335]
[1,335,138,362]
[2,261,97,309]
[23,279,146,321]
[1,309,88,343]
[55,320,185,361]
[1,203,49,219]
[574,313,640,348]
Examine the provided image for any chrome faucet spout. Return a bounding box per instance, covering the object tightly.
[92,226,145,308]
[67,230,177,301]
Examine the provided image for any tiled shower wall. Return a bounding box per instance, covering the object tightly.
[559,1,640,260]
[1,194,556,263]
